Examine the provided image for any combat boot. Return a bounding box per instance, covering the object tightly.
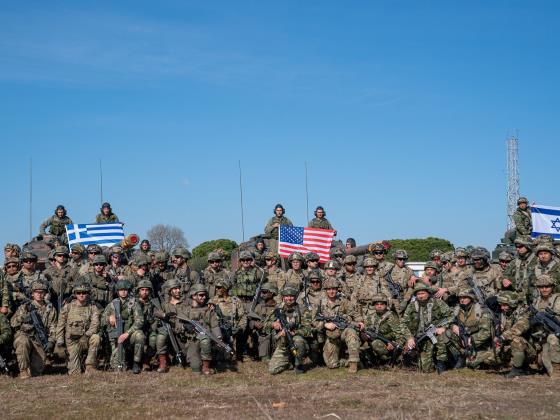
[348,362,358,373]
[157,355,168,373]
[506,367,526,378]
[294,365,305,374]
[132,361,141,374]
[84,365,96,375]
[18,368,31,379]
[436,362,446,375]
[202,360,212,375]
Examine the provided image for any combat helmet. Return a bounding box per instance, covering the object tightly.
[136,279,153,291]
[261,282,278,295]
[322,278,339,289]
[189,284,208,296]
[497,291,519,308]
[288,252,304,263]
[324,260,339,270]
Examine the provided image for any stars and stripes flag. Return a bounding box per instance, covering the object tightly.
[65,223,125,248]
[278,225,335,262]
[531,205,560,239]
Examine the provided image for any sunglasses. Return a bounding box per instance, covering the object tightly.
[93,263,105,267]
[75,292,88,296]
[240,259,252,262]
[6,264,18,268]
[373,251,384,255]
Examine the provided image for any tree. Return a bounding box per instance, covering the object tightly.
[386,237,454,261]
[192,239,238,259]
[147,224,188,253]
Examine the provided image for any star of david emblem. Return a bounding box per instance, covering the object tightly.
[551,217,560,232]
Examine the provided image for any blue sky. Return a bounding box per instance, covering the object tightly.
[1,1,558,252]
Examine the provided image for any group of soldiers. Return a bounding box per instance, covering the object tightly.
[0,199,559,380]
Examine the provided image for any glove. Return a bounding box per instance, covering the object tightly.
[79,335,89,348]
[56,339,65,347]
[45,341,55,354]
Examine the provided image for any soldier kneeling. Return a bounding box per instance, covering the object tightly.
[55,281,101,374]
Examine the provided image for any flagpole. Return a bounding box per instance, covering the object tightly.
[99,159,103,206]
[29,158,33,241]
[305,161,309,223]
[238,160,245,242]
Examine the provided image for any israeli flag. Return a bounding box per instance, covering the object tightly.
[531,205,560,239]
[65,223,125,247]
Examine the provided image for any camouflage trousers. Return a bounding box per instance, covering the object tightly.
[417,333,449,373]
[180,335,212,373]
[109,330,145,369]
[66,334,101,375]
[257,333,274,360]
[306,331,325,366]
[14,333,47,376]
[541,334,560,375]
[369,339,393,364]
[153,329,171,355]
[269,335,308,374]
[323,328,360,368]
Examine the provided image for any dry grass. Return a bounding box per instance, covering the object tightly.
[1,362,559,419]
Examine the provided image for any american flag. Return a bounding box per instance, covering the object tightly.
[278,226,335,263]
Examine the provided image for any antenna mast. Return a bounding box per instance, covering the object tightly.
[506,132,520,230]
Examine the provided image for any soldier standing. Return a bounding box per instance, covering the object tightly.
[340,255,361,297]
[55,282,101,374]
[203,251,232,299]
[84,255,113,310]
[530,243,560,296]
[503,236,536,303]
[266,286,312,374]
[39,205,73,245]
[308,206,336,235]
[253,239,268,268]
[351,257,391,311]
[314,278,362,373]
[283,252,306,292]
[264,204,293,250]
[95,202,119,223]
[170,247,200,296]
[11,281,57,379]
[43,246,76,312]
[370,243,394,277]
[79,244,103,276]
[68,244,86,271]
[263,251,285,298]
[513,197,533,240]
[102,279,145,373]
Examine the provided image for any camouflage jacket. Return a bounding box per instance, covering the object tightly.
[499,306,531,343]
[39,215,73,237]
[232,266,261,299]
[530,259,560,294]
[103,297,144,336]
[0,313,13,347]
[171,265,201,295]
[250,299,277,334]
[448,265,474,295]
[43,263,76,301]
[282,269,305,292]
[174,303,221,340]
[307,217,333,230]
[340,271,361,297]
[513,207,532,236]
[83,272,113,309]
[137,297,158,333]
[403,298,453,336]
[296,288,324,311]
[459,264,502,297]
[504,252,537,302]
[7,270,46,305]
[0,274,10,309]
[351,274,391,306]
[453,303,493,350]
[203,266,232,299]
[11,299,57,344]
[264,216,293,239]
[210,295,247,332]
[530,293,560,342]
[56,300,100,342]
[264,302,312,338]
[313,296,363,336]
[95,213,119,223]
[265,267,286,294]
[364,309,412,347]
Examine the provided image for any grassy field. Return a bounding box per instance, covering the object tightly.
[1,362,559,419]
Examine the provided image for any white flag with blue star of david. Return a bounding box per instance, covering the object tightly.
[531,205,560,239]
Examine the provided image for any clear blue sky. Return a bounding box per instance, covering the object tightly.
[1,1,558,252]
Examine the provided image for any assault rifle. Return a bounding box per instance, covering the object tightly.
[247,267,266,320]
[528,305,560,337]
[18,280,50,353]
[384,267,403,300]
[415,319,451,345]
[466,277,502,341]
[274,308,300,365]
[213,304,235,348]
[156,292,186,368]
[175,315,234,356]
[0,353,9,374]
[454,317,476,360]
[108,300,125,371]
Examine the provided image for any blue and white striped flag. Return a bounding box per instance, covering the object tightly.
[531,205,560,239]
[65,223,125,247]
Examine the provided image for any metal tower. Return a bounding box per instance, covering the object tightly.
[506,134,520,230]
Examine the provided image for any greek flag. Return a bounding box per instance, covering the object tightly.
[531,205,560,239]
[65,223,125,247]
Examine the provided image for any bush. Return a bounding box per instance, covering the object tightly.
[386,237,454,261]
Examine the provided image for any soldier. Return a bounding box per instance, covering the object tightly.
[170,247,201,295]
[136,239,151,256]
[340,255,361,297]
[450,288,493,369]
[370,243,394,276]
[253,238,268,268]
[263,251,285,297]
[0,268,10,316]
[4,243,21,260]
[497,251,514,273]
[68,244,86,270]
[298,270,324,310]
[210,279,247,362]
[264,204,293,250]
[304,252,321,276]
[387,249,416,313]
[39,205,73,245]
[55,281,101,375]
[11,281,57,379]
[450,248,473,287]
[402,283,453,373]
[314,278,362,372]
[308,206,336,235]
[530,243,560,296]
[283,252,306,292]
[84,255,113,310]
[502,237,534,304]
[530,274,560,375]
[43,246,76,312]
[126,254,153,291]
[203,251,232,299]
[352,257,391,310]
[249,282,278,361]
[492,291,534,378]
[512,197,533,241]
[322,259,340,283]
[135,279,159,371]
[79,244,103,276]
[174,284,221,374]
[266,286,312,374]
[329,248,345,271]
[8,253,46,307]
[95,202,119,223]
[362,294,414,366]
[102,279,145,373]
[0,312,12,364]
[429,249,444,267]
[461,248,502,298]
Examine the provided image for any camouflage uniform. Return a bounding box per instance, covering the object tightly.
[39,209,73,244]
[0,312,13,359]
[135,280,160,368]
[232,262,261,309]
[83,256,113,310]
[264,215,293,240]
[11,282,57,377]
[0,272,11,314]
[265,287,313,374]
[308,217,334,230]
[387,250,415,313]
[55,283,101,374]
[314,280,362,369]
[249,283,278,360]
[102,283,145,370]
[513,199,533,238]
[174,284,221,373]
[43,246,76,311]
[351,262,392,310]
[170,263,201,296]
[203,252,232,299]
[529,244,560,297]
[95,202,119,223]
[504,237,537,303]
[458,255,502,298]
[403,284,454,373]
